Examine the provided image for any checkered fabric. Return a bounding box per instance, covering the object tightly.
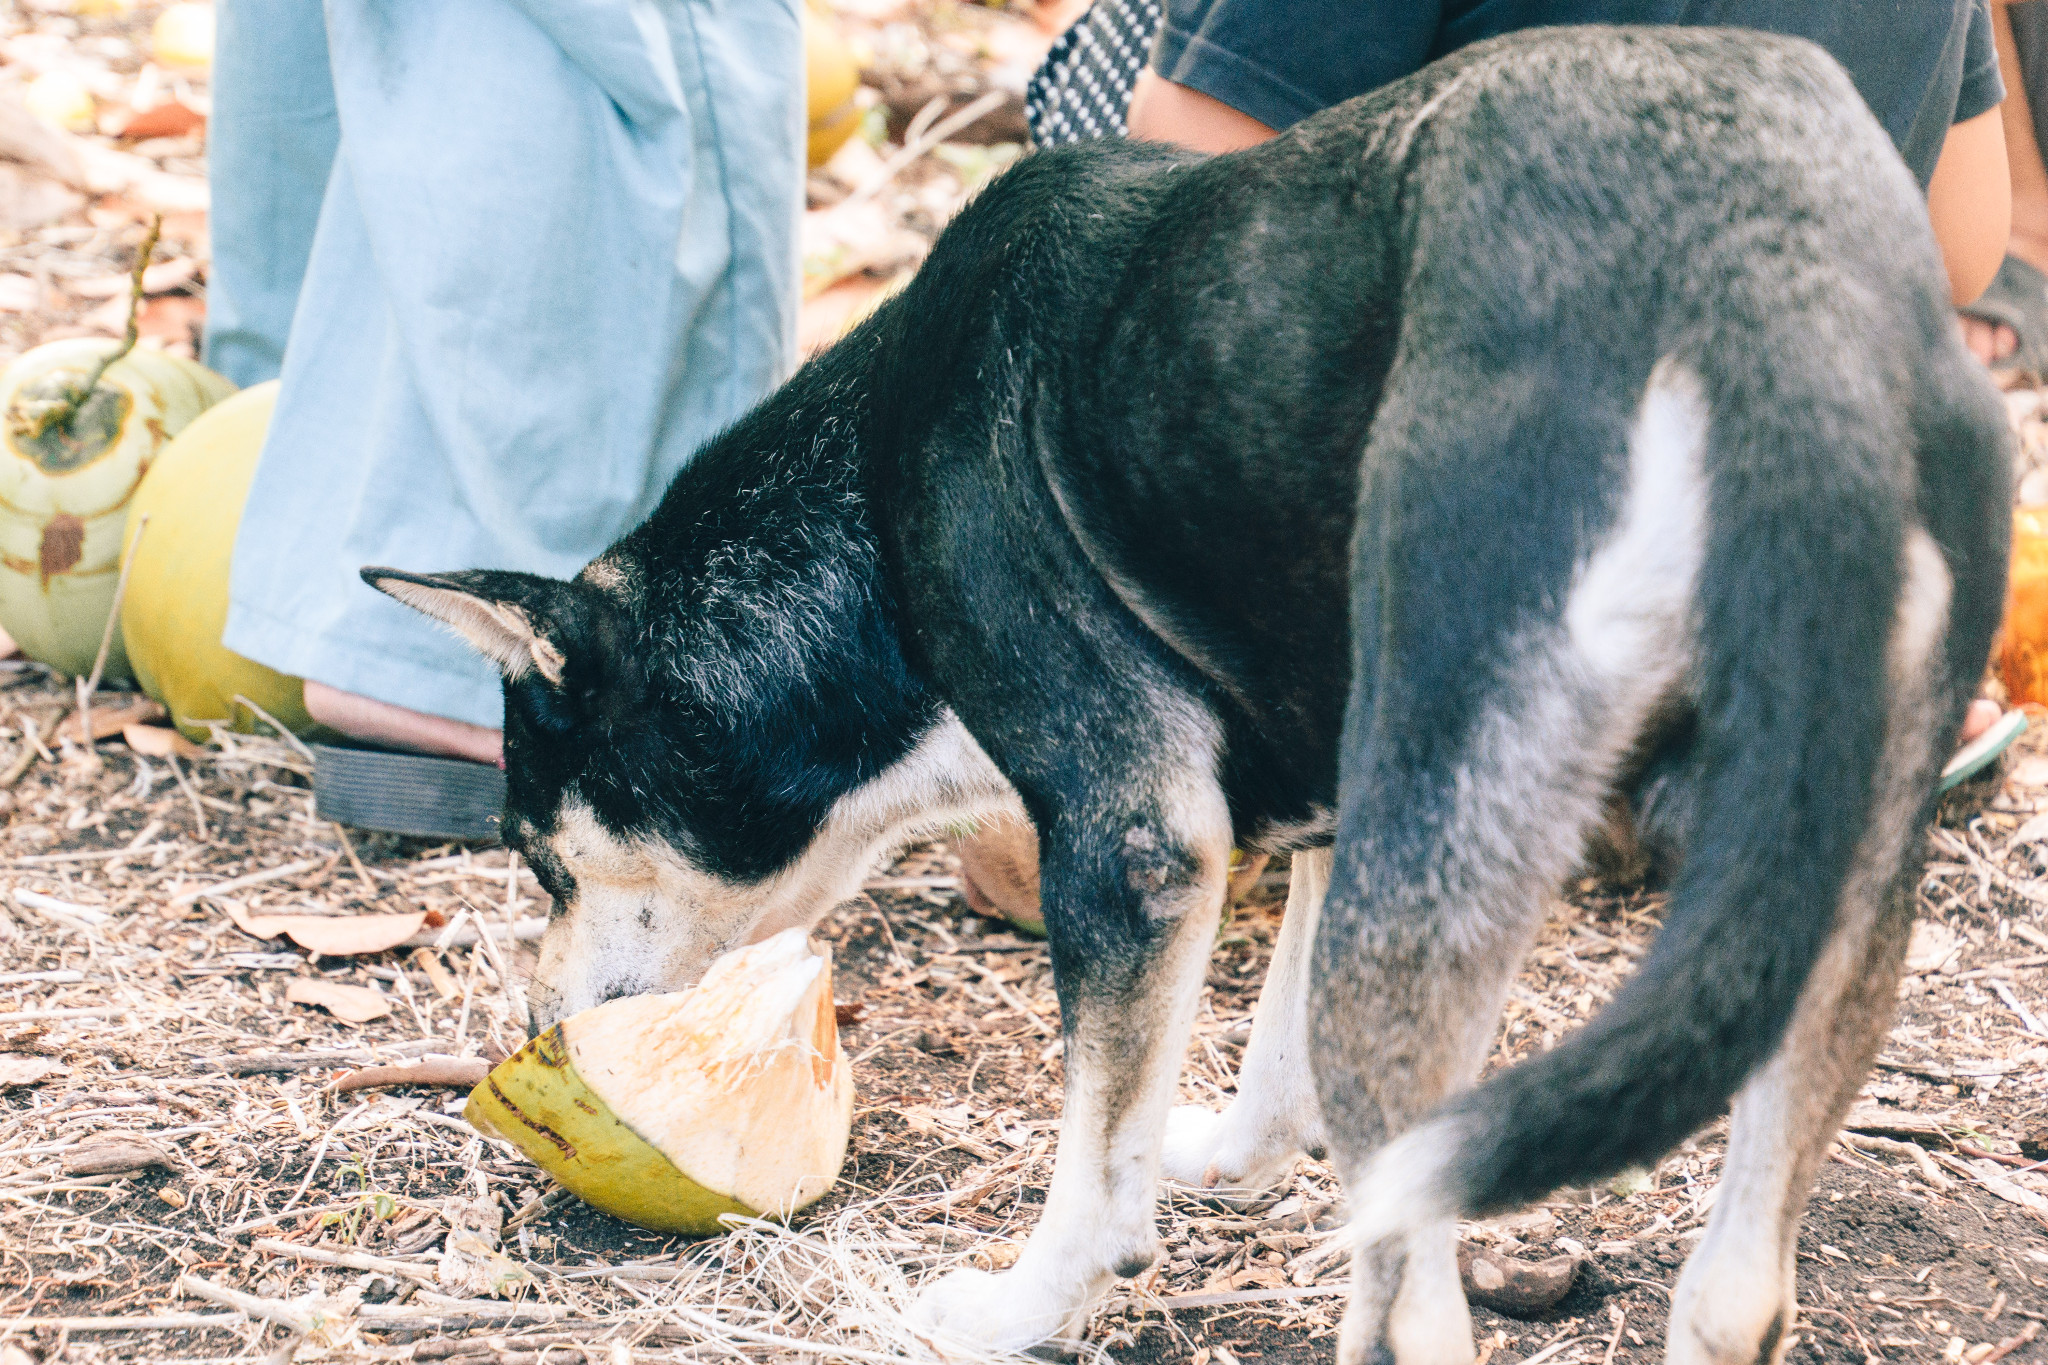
[1025,0,1165,146]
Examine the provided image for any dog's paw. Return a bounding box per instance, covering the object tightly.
[909,1266,1087,1356]
[1336,1228,1475,1365]
[1160,1104,1302,1193]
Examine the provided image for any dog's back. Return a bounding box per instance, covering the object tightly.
[875,25,2003,841]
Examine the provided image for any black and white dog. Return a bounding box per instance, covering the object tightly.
[369,27,2007,1365]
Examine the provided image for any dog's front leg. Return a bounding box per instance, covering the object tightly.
[911,788,1231,1355]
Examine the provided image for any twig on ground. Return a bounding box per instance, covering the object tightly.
[1601,1304,1627,1365]
[0,716,41,789]
[0,1314,240,1332]
[252,1237,439,1284]
[74,514,148,748]
[166,751,207,838]
[168,857,322,907]
[1985,1320,2042,1364]
[231,693,316,764]
[329,1058,489,1094]
[176,1274,316,1335]
[279,1098,371,1214]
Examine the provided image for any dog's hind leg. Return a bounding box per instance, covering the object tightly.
[1314,746,1622,1365]
[1320,361,1710,1365]
[909,692,1234,1354]
[1321,334,2008,1365]
[1162,846,1331,1193]
[1665,530,1951,1365]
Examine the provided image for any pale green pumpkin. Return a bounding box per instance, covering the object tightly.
[0,339,235,678]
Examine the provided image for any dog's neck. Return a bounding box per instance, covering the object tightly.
[587,339,949,882]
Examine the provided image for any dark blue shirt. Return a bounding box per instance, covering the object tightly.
[1152,0,2002,185]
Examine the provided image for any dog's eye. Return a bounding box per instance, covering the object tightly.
[513,679,580,735]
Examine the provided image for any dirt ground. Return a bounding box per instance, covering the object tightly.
[0,694,2043,1365]
[3,0,2048,1362]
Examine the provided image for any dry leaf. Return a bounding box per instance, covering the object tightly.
[284,977,393,1023]
[437,1229,532,1298]
[228,903,427,956]
[0,1054,64,1089]
[59,696,167,742]
[123,723,203,760]
[436,1194,528,1297]
[138,292,205,342]
[1905,919,1962,975]
[116,100,203,141]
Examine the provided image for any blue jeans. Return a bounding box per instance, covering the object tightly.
[213,0,803,729]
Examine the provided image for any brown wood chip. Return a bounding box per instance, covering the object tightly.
[331,1057,491,1093]
[62,1137,171,1176]
[1457,1241,1578,1317]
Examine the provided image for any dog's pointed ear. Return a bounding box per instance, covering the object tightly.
[362,567,574,684]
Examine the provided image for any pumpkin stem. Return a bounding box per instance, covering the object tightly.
[6,215,162,442]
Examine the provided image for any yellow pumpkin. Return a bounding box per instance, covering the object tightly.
[151,3,215,69]
[121,381,312,740]
[806,11,862,169]
[23,71,95,133]
[0,340,236,679]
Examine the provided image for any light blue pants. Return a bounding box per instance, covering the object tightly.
[213,0,803,730]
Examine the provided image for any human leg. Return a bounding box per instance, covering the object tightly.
[301,682,501,764]
[1126,69,1276,152]
[202,0,339,389]
[223,0,804,740]
[1958,2,2047,365]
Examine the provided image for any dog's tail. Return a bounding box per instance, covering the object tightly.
[1395,371,1977,1222]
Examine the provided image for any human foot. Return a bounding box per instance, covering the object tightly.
[1960,312,2019,366]
[1959,255,2048,369]
[303,681,502,766]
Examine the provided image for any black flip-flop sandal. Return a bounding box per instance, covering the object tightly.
[313,743,505,842]
[1960,254,2048,376]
